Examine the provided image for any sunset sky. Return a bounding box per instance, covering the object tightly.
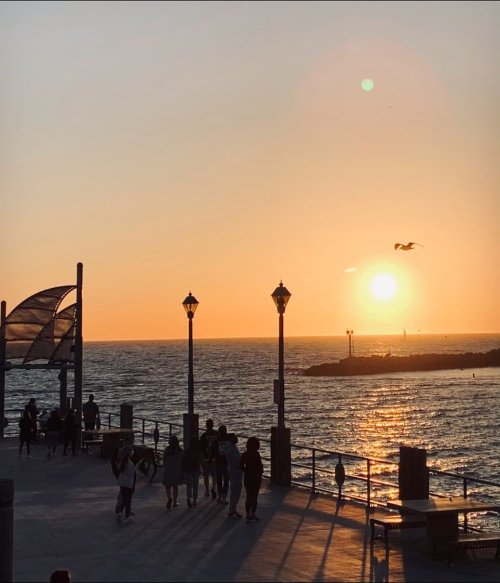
[1,1,499,341]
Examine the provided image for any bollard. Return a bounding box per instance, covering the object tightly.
[0,479,14,583]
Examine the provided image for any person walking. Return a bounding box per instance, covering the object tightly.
[214,424,230,504]
[82,394,100,431]
[62,409,78,456]
[226,433,243,518]
[181,436,203,508]
[240,436,264,522]
[114,445,143,524]
[26,398,39,440]
[19,408,34,459]
[199,418,218,499]
[46,409,63,458]
[162,435,184,509]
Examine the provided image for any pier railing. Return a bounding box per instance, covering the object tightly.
[100,409,500,533]
[5,406,499,532]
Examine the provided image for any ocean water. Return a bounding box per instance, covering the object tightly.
[4,334,500,501]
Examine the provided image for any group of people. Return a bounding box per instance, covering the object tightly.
[112,418,264,524]
[18,394,100,459]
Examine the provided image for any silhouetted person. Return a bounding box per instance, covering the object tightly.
[63,409,78,456]
[226,433,243,518]
[199,418,217,499]
[162,434,184,509]
[181,436,203,507]
[214,424,229,504]
[26,398,38,439]
[114,445,143,524]
[240,436,263,522]
[46,409,63,458]
[82,394,99,430]
[19,409,34,459]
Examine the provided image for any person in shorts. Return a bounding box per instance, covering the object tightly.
[199,418,217,499]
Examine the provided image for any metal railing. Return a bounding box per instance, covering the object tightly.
[4,406,499,532]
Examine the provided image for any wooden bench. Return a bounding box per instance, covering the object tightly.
[370,515,427,547]
[444,532,500,564]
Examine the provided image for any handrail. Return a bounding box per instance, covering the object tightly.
[3,406,499,531]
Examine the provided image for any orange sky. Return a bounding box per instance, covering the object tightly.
[1,1,499,340]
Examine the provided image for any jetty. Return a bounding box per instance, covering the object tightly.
[1,438,500,582]
[303,348,500,377]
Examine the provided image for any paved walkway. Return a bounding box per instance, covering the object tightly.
[1,438,499,582]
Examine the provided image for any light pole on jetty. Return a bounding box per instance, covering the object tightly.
[346,329,353,358]
[270,281,292,487]
[182,292,199,449]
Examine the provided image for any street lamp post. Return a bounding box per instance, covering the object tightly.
[182,292,199,448]
[346,329,354,358]
[270,281,292,487]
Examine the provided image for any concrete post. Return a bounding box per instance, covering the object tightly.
[398,446,429,501]
[0,479,14,583]
[120,403,133,429]
[183,413,199,449]
[120,403,134,446]
[271,426,291,486]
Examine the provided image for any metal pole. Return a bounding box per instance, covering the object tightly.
[188,314,194,415]
[0,479,14,583]
[278,311,285,429]
[0,302,6,439]
[74,263,83,448]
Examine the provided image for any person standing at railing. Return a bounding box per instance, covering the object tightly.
[240,436,264,522]
[199,418,218,499]
[82,394,100,431]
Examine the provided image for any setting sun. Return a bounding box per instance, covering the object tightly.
[369,273,398,301]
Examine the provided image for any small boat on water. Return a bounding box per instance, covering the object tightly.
[303,348,500,377]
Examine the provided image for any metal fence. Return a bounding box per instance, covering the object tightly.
[4,406,499,533]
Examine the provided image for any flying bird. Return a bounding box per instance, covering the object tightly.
[394,242,423,251]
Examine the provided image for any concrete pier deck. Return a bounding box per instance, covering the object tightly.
[1,438,499,582]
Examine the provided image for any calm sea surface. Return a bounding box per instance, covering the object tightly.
[5,333,500,484]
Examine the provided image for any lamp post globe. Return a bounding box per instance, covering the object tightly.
[182,292,199,448]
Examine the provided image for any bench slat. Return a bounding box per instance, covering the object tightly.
[370,516,426,546]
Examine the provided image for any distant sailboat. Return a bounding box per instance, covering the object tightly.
[403,328,407,341]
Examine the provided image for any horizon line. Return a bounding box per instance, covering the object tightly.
[84,331,500,343]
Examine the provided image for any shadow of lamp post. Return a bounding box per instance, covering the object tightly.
[182,292,199,449]
[270,281,292,487]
